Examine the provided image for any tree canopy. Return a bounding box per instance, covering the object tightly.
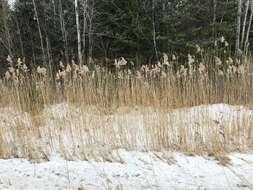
[0,0,251,66]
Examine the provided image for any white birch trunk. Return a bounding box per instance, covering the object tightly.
[236,0,242,55]
[241,0,250,50]
[59,0,69,63]
[244,0,253,53]
[75,0,83,65]
[32,0,46,64]
[82,0,88,62]
[152,0,158,62]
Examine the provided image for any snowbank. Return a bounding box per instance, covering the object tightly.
[0,104,253,189]
[0,149,252,190]
[0,103,253,159]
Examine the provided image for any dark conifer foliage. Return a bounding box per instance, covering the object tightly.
[0,0,251,66]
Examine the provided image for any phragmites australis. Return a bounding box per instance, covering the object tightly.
[5,71,11,80]
[114,57,127,69]
[196,45,201,53]
[187,54,194,65]
[215,56,222,66]
[163,53,170,66]
[37,66,47,76]
[172,54,177,61]
[6,55,13,65]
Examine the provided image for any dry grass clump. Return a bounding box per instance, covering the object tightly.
[1,52,253,112]
[0,52,253,161]
[0,104,252,162]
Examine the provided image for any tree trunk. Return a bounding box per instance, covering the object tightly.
[46,36,53,75]
[82,0,87,63]
[32,0,46,64]
[88,0,94,64]
[213,0,217,55]
[14,16,24,58]
[152,0,158,62]
[59,0,69,63]
[75,0,83,65]
[244,0,253,54]
[51,0,56,25]
[46,36,52,65]
[236,0,242,55]
[241,0,249,50]
[1,0,13,58]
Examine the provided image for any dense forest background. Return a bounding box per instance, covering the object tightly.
[0,0,252,67]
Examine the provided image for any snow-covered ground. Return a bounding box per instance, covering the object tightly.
[0,104,253,189]
[0,149,253,190]
[1,103,253,159]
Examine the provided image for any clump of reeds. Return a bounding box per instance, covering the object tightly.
[0,46,253,161]
[1,43,253,112]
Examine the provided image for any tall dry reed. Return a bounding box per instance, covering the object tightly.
[0,53,252,161]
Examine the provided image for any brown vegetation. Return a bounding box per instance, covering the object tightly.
[0,53,253,161]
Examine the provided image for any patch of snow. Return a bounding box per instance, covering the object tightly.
[0,103,253,158]
[0,150,252,190]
